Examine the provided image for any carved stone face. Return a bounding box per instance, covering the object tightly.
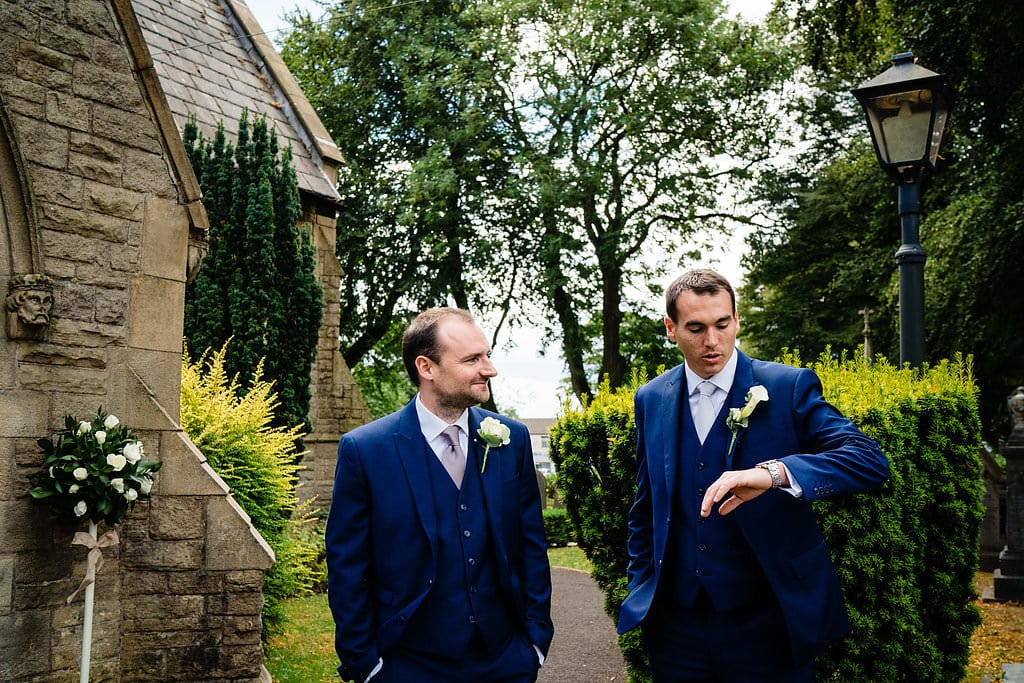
[5,274,55,331]
[13,289,53,325]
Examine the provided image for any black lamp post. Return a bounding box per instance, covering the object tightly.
[851,52,954,368]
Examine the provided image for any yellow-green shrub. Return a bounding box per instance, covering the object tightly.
[180,344,320,638]
[550,354,983,682]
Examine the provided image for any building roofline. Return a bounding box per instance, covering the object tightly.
[226,0,344,195]
[112,0,209,233]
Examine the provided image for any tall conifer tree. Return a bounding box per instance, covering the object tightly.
[183,111,323,435]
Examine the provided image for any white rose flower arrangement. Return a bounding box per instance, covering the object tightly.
[28,410,161,526]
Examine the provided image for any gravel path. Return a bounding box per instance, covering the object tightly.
[538,567,629,682]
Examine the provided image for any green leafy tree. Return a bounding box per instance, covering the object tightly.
[739,150,898,360]
[182,112,323,433]
[350,319,416,419]
[582,310,681,384]
[281,0,795,406]
[745,0,1024,438]
[482,0,796,398]
[280,0,530,382]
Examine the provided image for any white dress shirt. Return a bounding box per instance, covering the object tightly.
[684,351,802,497]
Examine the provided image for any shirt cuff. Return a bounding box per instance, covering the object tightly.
[534,644,545,666]
[778,462,803,498]
[363,658,383,683]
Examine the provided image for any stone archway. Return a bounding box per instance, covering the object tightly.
[0,100,39,278]
[0,98,50,394]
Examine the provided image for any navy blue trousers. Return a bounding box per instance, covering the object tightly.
[642,594,815,683]
[377,630,539,683]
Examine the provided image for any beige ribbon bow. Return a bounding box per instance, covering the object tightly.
[66,528,119,604]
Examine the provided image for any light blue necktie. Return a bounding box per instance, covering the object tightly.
[693,381,717,443]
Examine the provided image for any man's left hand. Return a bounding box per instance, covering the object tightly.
[700,467,776,517]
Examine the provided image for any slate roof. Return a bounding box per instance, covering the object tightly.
[132,0,342,203]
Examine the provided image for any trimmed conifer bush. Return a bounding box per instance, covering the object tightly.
[550,354,983,683]
[182,111,322,437]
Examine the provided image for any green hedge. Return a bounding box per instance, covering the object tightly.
[550,354,983,683]
[543,508,575,547]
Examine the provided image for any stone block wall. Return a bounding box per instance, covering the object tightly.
[0,1,274,680]
[299,202,371,508]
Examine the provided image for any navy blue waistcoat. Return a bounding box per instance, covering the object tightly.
[661,396,771,611]
[399,443,516,655]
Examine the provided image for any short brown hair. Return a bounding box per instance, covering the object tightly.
[665,269,736,322]
[401,307,476,386]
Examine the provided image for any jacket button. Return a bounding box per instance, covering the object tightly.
[468,616,477,624]
[463,530,471,537]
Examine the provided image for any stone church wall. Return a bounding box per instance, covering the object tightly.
[0,1,274,680]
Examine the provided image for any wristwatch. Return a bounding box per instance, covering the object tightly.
[756,460,783,488]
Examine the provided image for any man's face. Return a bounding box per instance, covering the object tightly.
[419,317,497,411]
[665,290,738,379]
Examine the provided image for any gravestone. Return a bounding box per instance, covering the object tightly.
[993,386,1024,601]
[979,446,1006,572]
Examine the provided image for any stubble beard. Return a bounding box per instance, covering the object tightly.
[437,383,491,416]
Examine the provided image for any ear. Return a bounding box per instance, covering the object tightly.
[664,316,676,342]
[414,355,433,383]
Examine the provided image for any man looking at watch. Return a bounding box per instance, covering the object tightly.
[617,269,890,682]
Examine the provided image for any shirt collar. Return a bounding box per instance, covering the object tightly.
[415,395,470,440]
[684,348,739,396]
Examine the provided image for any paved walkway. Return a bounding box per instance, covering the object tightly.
[538,567,628,682]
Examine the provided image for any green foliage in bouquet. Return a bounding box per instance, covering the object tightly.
[28,410,162,526]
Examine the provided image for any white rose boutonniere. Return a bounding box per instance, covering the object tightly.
[477,416,511,473]
[725,385,769,460]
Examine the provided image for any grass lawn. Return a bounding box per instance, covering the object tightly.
[263,593,336,683]
[264,552,1022,682]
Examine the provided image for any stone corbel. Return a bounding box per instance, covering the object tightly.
[5,273,53,340]
[186,200,209,285]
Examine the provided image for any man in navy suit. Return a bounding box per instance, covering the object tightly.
[617,269,889,682]
[326,307,553,683]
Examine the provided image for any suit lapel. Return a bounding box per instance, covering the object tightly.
[725,351,756,469]
[470,408,505,538]
[394,402,438,547]
[659,366,684,502]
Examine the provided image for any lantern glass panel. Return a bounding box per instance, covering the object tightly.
[868,87,935,165]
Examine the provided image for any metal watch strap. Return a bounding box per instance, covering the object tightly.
[757,460,783,488]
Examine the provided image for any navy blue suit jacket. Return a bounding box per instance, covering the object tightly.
[326,400,554,683]
[617,351,889,663]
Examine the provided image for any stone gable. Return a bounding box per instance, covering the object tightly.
[0,1,279,680]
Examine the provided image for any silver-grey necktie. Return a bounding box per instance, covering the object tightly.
[440,425,466,488]
[693,381,717,443]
